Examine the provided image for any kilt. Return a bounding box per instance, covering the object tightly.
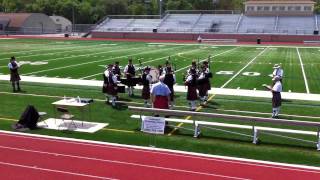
[187,86,198,101]
[103,84,117,96]
[10,72,21,82]
[142,85,150,100]
[272,92,281,107]
[154,96,169,109]
[126,75,136,87]
[198,84,208,97]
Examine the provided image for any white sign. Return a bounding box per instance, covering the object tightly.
[142,116,166,134]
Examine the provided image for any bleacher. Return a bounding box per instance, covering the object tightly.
[93,12,320,35]
[277,16,315,35]
[238,16,276,34]
[157,14,201,32]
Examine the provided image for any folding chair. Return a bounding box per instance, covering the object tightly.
[56,107,75,130]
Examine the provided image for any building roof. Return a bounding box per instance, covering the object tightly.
[0,13,33,27]
[245,0,316,4]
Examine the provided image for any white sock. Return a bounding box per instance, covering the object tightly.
[275,107,280,116]
[111,96,116,106]
[272,108,277,117]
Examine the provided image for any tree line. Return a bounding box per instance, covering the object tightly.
[0,0,319,24]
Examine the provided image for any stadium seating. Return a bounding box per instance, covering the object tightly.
[93,13,320,35]
[238,16,276,34]
[277,16,315,35]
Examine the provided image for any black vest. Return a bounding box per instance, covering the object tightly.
[164,74,174,87]
[127,65,135,76]
[10,62,18,73]
[113,66,121,76]
[142,74,149,86]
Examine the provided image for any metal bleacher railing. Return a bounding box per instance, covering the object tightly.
[129,106,320,150]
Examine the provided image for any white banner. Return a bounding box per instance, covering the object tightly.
[142,116,166,134]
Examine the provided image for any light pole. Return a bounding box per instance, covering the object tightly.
[159,0,162,18]
[72,5,75,36]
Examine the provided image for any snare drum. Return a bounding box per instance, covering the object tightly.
[117,84,126,93]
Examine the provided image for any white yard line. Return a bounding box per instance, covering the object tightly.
[296,48,310,94]
[22,46,185,76]
[220,47,269,88]
[175,47,239,73]
[79,46,205,80]
[0,43,122,62]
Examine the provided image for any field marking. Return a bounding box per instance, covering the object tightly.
[0,43,123,62]
[22,45,189,76]
[168,95,216,136]
[2,130,320,173]
[175,47,239,73]
[79,46,206,80]
[0,161,117,180]
[296,48,310,94]
[0,145,249,180]
[220,47,269,88]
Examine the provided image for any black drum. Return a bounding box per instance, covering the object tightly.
[120,77,142,86]
[206,72,213,78]
[117,84,126,93]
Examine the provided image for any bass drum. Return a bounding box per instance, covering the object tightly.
[149,68,160,83]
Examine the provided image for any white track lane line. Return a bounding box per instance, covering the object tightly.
[220,47,269,88]
[0,145,249,180]
[175,47,239,73]
[0,161,117,180]
[296,47,310,94]
[1,131,320,173]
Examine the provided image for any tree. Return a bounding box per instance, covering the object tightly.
[166,0,193,10]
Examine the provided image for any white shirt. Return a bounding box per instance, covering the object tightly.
[273,68,283,78]
[8,61,20,69]
[104,70,118,84]
[272,81,282,93]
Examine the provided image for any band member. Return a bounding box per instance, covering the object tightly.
[272,64,283,82]
[158,65,164,76]
[141,66,152,107]
[8,56,21,92]
[185,68,198,111]
[124,58,136,96]
[198,65,210,105]
[102,64,118,107]
[112,61,121,80]
[187,60,199,75]
[163,66,176,108]
[263,76,282,118]
[150,75,171,109]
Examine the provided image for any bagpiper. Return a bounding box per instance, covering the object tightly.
[8,56,21,92]
[263,76,282,118]
[185,68,198,111]
[163,66,176,108]
[103,64,119,107]
[112,61,121,81]
[141,66,153,107]
[198,61,212,104]
[124,58,136,96]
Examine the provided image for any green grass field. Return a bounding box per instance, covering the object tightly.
[1,38,320,167]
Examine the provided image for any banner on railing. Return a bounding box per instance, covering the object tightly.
[142,116,166,134]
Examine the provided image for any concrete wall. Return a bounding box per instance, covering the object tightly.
[91,31,320,43]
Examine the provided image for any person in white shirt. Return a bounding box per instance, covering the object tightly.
[272,64,283,82]
[123,59,136,96]
[141,67,153,107]
[263,76,282,118]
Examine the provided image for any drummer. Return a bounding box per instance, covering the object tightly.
[163,66,176,108]
[102,64,119,107]
[141,66,153,107]
[124,58,136,97]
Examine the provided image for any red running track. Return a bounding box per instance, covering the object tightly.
[0,131,319,180]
